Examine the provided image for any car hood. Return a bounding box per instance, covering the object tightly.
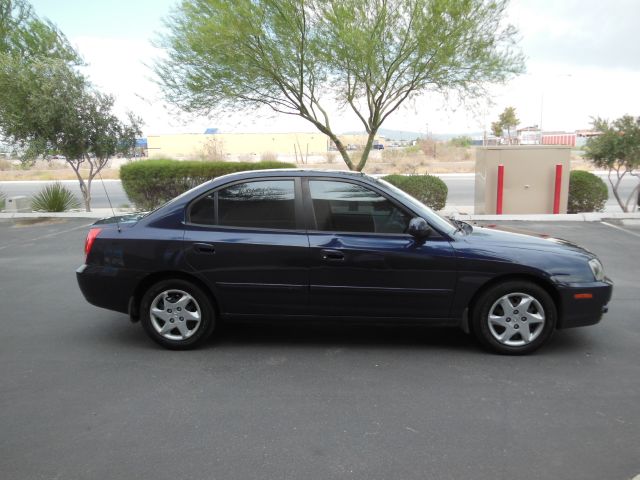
[458,224,593,256]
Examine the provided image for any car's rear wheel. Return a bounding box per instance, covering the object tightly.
[140,279,215,350]
[471,280,556,355]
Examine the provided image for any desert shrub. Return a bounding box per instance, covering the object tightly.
[416,138,436,157]
[260,151,278,162]
[449,135,472,147]
[568,170,608,213]
[381,147,407,161]
[31,182,80,212]
[201,137,225,161]
[404,144,422,155]
[382,174,448,210]
[120,159,295,210]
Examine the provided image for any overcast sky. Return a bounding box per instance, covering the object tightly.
[30,0,640,137]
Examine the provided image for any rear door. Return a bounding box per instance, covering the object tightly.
[304,178,456,319]
[184,177,309,316]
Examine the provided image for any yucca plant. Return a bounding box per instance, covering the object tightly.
[31,182,81,212]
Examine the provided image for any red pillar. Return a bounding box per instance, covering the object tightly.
[496,164,504,214]
[553,164,563,214]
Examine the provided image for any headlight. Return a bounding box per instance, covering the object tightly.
[588,258,605,281]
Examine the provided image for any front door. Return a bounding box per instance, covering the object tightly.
[304,179,456,319]
[184,178,309,316]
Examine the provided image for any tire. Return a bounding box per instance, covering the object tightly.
[471,280,556,355]
[140,279,216,350]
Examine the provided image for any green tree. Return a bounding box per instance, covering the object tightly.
[0,58,142,211]
[156,0,524,171]
[0,0,141,211]
[0,0,79,63]
[490,120,503,138]
[492,106,518,143]
[584,115,640,212]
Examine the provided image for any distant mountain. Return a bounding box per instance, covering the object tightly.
[341,128,424,141]
[341,128,485,141]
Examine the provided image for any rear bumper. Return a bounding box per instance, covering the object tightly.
[556,278,613,329]
[76,264,139,315]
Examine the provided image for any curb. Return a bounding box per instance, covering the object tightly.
[452,212,640,222]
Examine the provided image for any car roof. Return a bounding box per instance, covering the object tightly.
[210,168,375,183]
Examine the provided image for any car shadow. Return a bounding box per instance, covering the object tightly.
[92,313,599,356]
[209,321,480,353]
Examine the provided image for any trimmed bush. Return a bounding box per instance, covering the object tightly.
[31,182,80,212]
[120,159,296,210]
[382,174,448,211]
[568,170,608,213]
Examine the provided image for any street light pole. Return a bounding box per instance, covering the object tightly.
[539,92,544,144]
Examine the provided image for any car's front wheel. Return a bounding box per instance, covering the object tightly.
[471,280,556,355]
[140,279,215,350]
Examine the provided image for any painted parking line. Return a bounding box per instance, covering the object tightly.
[601,221,640,239]
[0,221,93,251]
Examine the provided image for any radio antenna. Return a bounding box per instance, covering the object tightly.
[98,172,121,233]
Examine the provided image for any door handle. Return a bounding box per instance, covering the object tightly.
[321,249,345,262]
[193,243,216,254]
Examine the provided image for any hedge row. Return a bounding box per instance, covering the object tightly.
[568,170,608,213]
[120,159,295,210]
[382,174,448,211]
[120,160,450,212]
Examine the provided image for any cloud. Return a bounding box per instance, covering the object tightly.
[68,0,640,138]
[509,0,640,71]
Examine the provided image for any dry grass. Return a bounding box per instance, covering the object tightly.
[0,158,12,171]
[363,144,475,174]
[260,151,278,162]
[0,146,598,181]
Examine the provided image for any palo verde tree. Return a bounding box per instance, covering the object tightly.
[584,115,640,212]
[0,0,142,211]
[156,0,524,171]
[0,0,79,63]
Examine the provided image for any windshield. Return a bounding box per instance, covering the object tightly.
[376,178,458,235]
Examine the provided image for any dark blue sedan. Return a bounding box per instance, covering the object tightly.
[77,169,612,354]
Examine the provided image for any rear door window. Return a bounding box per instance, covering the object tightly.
[189,180,296,230]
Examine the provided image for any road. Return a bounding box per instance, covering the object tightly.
[0,218,638,480]
[0,173,637,210]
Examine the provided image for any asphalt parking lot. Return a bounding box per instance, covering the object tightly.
[1,218,638,480]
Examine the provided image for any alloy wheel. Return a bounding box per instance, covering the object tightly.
[149,289,202,341]
[487,292,546,347]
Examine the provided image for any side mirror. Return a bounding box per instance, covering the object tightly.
[408,217,431,240]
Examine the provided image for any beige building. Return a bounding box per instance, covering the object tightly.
[147,132,330,159]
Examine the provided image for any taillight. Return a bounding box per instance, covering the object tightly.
[84,228,102,261]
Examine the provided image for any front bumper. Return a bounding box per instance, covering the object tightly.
[556,277,613,329]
